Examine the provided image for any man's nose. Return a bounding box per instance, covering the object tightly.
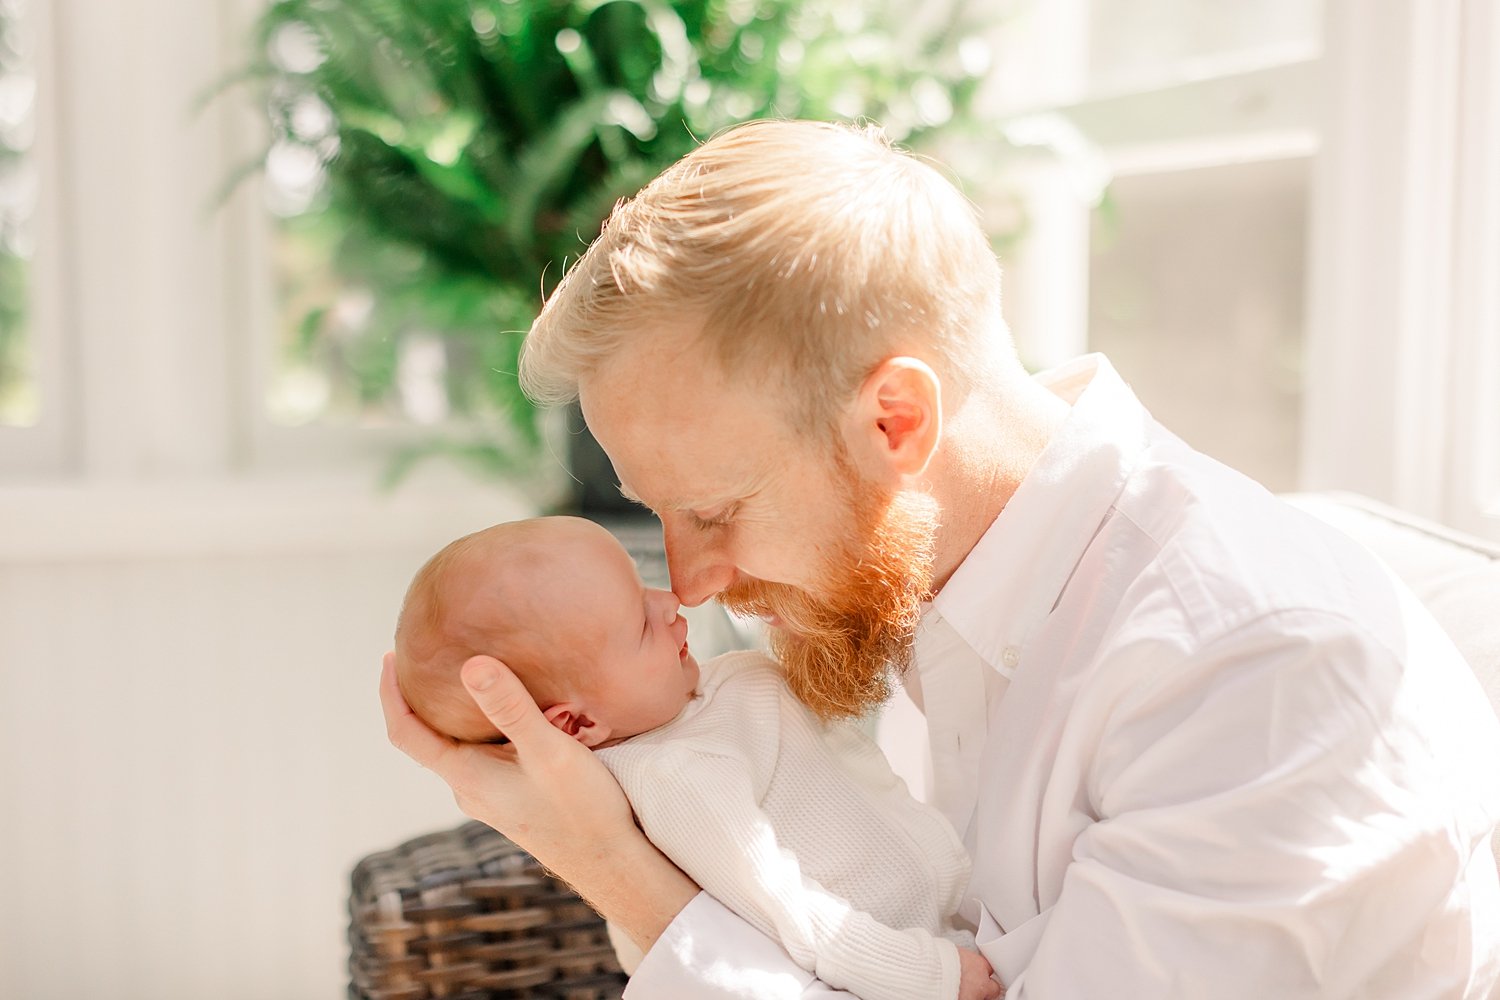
[662,519,736,608]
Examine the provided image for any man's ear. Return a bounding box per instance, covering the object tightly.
[842,356,942,483]
[542,702,614,748]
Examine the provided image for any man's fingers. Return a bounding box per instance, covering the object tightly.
[380,650,456,771]
[461,655,552,748]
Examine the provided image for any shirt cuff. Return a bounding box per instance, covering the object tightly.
[625,891,827,1000]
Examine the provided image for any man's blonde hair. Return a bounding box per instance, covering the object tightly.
[519,119,1015,429]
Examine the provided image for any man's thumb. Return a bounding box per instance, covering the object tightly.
[460,655,545,742]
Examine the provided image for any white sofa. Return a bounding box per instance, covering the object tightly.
[1286,492,1500,717]
[1286,491,1500,866]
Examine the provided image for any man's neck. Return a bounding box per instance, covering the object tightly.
[926,376,1073,593]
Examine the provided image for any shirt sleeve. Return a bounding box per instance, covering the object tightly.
[993,607,1500,999]
[626,892,863,1000]
[619,744,960,1000]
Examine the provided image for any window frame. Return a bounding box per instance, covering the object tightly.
[1301,0,1500,542]
[0,0,70,478]
[1442,0,1500,540]
[987,0,1500,543]
[9,0,1496,544]
[987,37,1321,374]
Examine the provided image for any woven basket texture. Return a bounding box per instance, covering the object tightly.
[348,820,626,1000]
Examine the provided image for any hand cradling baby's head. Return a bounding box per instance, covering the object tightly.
[393,517,700,748]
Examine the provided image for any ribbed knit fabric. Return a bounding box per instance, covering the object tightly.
[598,651,973,1000]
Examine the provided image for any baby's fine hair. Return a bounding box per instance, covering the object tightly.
[393,521,564,743]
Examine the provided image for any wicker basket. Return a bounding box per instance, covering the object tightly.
[348,820,627,1000]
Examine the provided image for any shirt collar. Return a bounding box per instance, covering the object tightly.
[930,354,1150,670]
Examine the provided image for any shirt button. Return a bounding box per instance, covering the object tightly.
[1002,647,1020,668]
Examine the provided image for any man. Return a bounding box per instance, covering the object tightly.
[380,120,1500,997]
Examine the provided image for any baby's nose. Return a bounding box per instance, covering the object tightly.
[660,589,682,622]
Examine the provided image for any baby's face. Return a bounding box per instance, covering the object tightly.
[517,519,701,743]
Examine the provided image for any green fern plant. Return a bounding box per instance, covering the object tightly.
[0,1,32,426]
[240,0,996,482]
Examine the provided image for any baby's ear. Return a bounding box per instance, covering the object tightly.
[542,703,613,748]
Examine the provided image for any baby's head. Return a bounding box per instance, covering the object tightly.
[394,516,700,747]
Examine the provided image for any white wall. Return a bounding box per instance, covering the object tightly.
[0,485,526,999]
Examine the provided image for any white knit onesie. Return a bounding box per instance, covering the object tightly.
[598,651,973,1000]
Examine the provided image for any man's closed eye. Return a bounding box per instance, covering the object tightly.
[690,505,738,531]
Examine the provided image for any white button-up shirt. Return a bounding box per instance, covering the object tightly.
[626,355,1500,999]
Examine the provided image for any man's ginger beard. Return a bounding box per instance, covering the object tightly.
[720,465,940,721]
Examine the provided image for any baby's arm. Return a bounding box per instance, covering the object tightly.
[616,744,975,1000]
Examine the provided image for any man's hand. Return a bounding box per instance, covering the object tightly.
[379,651,699,952]
[957,947,1003,1000]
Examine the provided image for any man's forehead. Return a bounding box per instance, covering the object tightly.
[580,344,789,513]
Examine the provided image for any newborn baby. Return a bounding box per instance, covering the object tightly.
[394,516,997,1000]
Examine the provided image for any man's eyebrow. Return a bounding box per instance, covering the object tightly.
[618,480,759,514]
[667,483,764,514]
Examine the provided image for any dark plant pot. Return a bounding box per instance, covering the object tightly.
[564,402,672,588]
[565,401,642,518]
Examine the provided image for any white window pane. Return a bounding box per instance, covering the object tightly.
[0,0,36,428]
[1088,0,1323,93]
[1088,157,1309,491]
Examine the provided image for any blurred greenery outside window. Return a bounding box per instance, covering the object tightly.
[248,0,1005,478]
[0,0,36,428]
